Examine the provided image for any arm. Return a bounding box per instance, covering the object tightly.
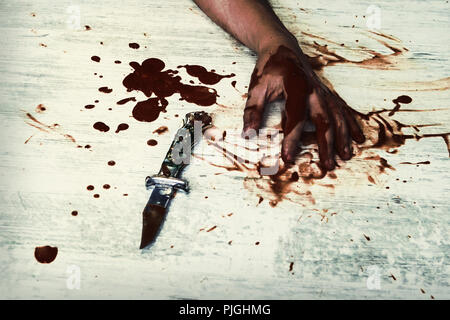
[193,0,365,171]
[193,0,297,54]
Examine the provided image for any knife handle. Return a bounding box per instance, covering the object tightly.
[145,176,188,192]
[159,111,212,177]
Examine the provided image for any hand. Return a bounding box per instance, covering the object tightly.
[243,43,365,171]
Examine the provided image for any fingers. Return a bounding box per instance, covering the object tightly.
[309,92,335,171]
[242,83,266,138]
[281,121,305,163]
[281,92,308,163]
[280,71,310,163]
[328,101,352,160]
[342,104,366,144]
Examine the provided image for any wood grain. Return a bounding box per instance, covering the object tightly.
[0,0,448,299]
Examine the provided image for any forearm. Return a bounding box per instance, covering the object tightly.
[193,0,299,54]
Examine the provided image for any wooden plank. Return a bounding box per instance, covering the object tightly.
[0,0,448,299]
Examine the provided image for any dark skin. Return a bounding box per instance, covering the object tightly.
[193,0,365,171]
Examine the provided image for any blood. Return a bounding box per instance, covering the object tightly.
[178,64,235,85]
[389,95,412,116]
[93,194,100,198]
[122,58,219,122]
[289,262,294,272]
[35,104,46,113]
[84,104,95,109]
[108,160,116,166]
[34,246,58,264]
[379,157,395,172]
[129,43,140,49]
[258,196,264,205]
[153,126,169,135]
[71,210,78,216]
[93,121,110,132]
[147,139,158,146]
[290,172,300,181]
[248,46,311,139]
[115,123,129,133]
[116,97,136,105]
[87,185,94,191]
[132,98,167,122]
[98,87,113,93]
[400,161,430,165]
[201,86,446,208]
[91,56,100,63]
[103,184,110,189]
[24,113,77,145]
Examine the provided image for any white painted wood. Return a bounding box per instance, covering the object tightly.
[0,0,448,299]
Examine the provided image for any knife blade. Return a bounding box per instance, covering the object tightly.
[139,111,212,249]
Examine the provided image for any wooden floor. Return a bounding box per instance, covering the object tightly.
[0,0,448,299]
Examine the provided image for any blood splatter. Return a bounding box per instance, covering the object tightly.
[34,246,58,264]
[98,87,113,93]
[93,122,110,132]
[115,123,129,133]
[178,64,235,85]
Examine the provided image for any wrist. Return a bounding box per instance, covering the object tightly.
[256,30,301,56]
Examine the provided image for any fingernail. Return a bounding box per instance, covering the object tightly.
[325,159,335,170]
[282,153,294,164]
[343,146,351,159]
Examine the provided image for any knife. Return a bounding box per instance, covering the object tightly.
[139,111,212,249]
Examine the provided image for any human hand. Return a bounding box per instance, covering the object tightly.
[243,43,366,171]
